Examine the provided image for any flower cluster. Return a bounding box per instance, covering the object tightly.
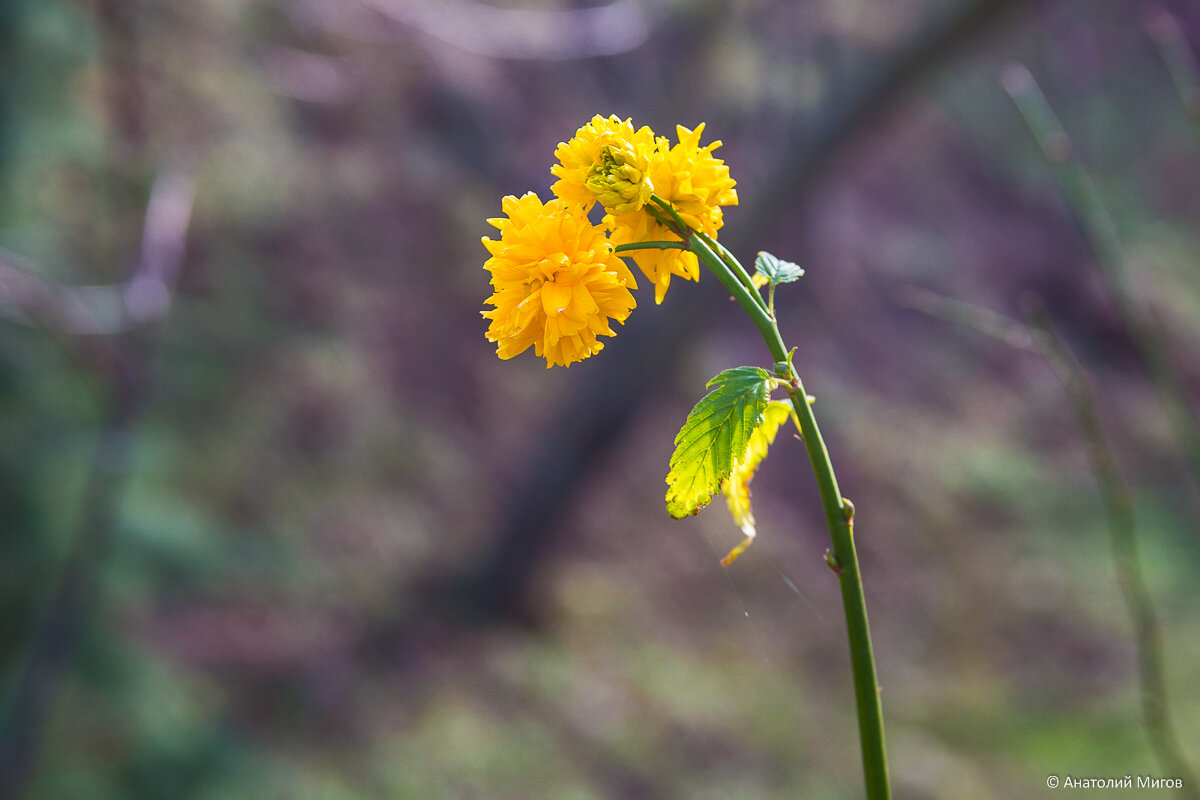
[483,114,737,367]
[481,193,637,368]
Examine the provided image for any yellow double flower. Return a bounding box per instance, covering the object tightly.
[482,114,738,368]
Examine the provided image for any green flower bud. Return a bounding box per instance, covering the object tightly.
[584,143,653,215]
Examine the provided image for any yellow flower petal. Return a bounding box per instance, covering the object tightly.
[541,280,573,317]
[608,122,738,301]
[721,401,794,565]
[482,193,637,368]
[551,115,658,214]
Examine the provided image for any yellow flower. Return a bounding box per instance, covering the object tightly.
[482,193,638,368]
[607,207,695,305]
[721,400,793,566]
[551,115,657,215]
[609,123,738,304]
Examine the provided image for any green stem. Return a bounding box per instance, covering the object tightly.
[649,194,689,233]
[696,229,767,312]
[688,234,778,347]
[789,378,891,800]
[613,240,689,253]
[689,234,892,800]
[648,194,768,314]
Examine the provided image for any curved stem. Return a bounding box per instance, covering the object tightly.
[688,234,778,346]
[689,236,892,800]
[695,229,767,312]
[646,193,767,313]
[649,194,689,234]
[786,376,891,800]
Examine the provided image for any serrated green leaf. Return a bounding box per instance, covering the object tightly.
[754,251,804,286]
[665,367,775,519]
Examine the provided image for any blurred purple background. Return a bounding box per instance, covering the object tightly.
[1,1,1199,797]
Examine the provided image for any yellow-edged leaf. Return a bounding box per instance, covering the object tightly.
[721,400,795,565]
[665,367,775,519]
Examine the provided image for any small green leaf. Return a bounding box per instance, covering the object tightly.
[665,367,775,519]
[753,251,804,286]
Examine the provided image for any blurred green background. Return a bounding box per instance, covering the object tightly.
[2,0,1199,798]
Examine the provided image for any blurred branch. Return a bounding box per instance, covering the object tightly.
[354,0,659,59]
[256,45,365,104]
[0,3,18,217]
[96,0,146,159]
[1145,5,1200,143]
[895,286,1035,350]
[0,167,194,335]
[1024,298,1198,799]
[1002,63,1200,499]
[901,287,1199,799]
[128,166,195,319]
[0,164,193,800]
[0,389,136,800]
[743,0,1042,246]
[1,5,188,795]
[453,0,1040,625]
